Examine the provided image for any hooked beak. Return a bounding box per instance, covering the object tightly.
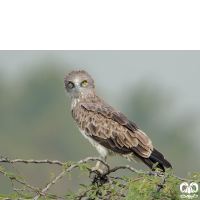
[73,83,81,98]
[75,83,80,90]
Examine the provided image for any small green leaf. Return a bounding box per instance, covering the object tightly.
[47,195,58,199]
[4,172,16,179]
[50,172,55,179]
[193,172,200,176]
[67,189,74,194]
[79,183,87,188]
[152,162,159,169]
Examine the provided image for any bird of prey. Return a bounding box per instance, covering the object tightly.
[64,70,172,172]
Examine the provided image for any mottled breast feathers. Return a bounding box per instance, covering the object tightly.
[72,102,153,158]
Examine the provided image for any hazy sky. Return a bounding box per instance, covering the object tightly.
[0,50,200,161]
[1,51,200,113]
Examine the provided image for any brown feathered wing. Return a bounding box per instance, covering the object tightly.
[76,103,172,171]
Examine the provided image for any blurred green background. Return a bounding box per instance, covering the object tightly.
[0,51,200,195]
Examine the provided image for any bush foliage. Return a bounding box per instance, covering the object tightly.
[0,156,199,200]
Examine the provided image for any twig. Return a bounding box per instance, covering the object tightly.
[0,168,41,196]
[101,164,163,177]
[33,157,110,199]
[173,175,194,182]
[0,158,63,166]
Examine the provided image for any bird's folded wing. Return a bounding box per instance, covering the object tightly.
[80,103,153,158]
[81,103,138,131]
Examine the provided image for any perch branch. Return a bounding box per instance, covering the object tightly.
[1,155,197,200]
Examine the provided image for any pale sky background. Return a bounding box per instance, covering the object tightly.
[1,51,200,139]
[0,51,200,113]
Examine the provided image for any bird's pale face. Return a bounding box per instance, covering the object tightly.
[64,70,95,99]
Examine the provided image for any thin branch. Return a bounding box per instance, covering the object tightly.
[1,155,34,195]
[0,168,41,196]
[101,164,163,177]
[33,157,110,199]
[0,156,110,169]
[0,158,63,166]
[173,175,194,182]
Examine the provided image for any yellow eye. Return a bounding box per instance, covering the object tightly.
[69,82,74,87]
[82,80,87,86]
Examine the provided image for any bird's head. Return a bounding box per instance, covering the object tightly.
[64,70,95,99]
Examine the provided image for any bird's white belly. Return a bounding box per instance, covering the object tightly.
[80,130,109,158]
[79,129,141,163]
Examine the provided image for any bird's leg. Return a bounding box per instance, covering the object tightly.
[91,157,103,174]
[101,156,107,172]
[91,160,101,171]
[91,156,106,174]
